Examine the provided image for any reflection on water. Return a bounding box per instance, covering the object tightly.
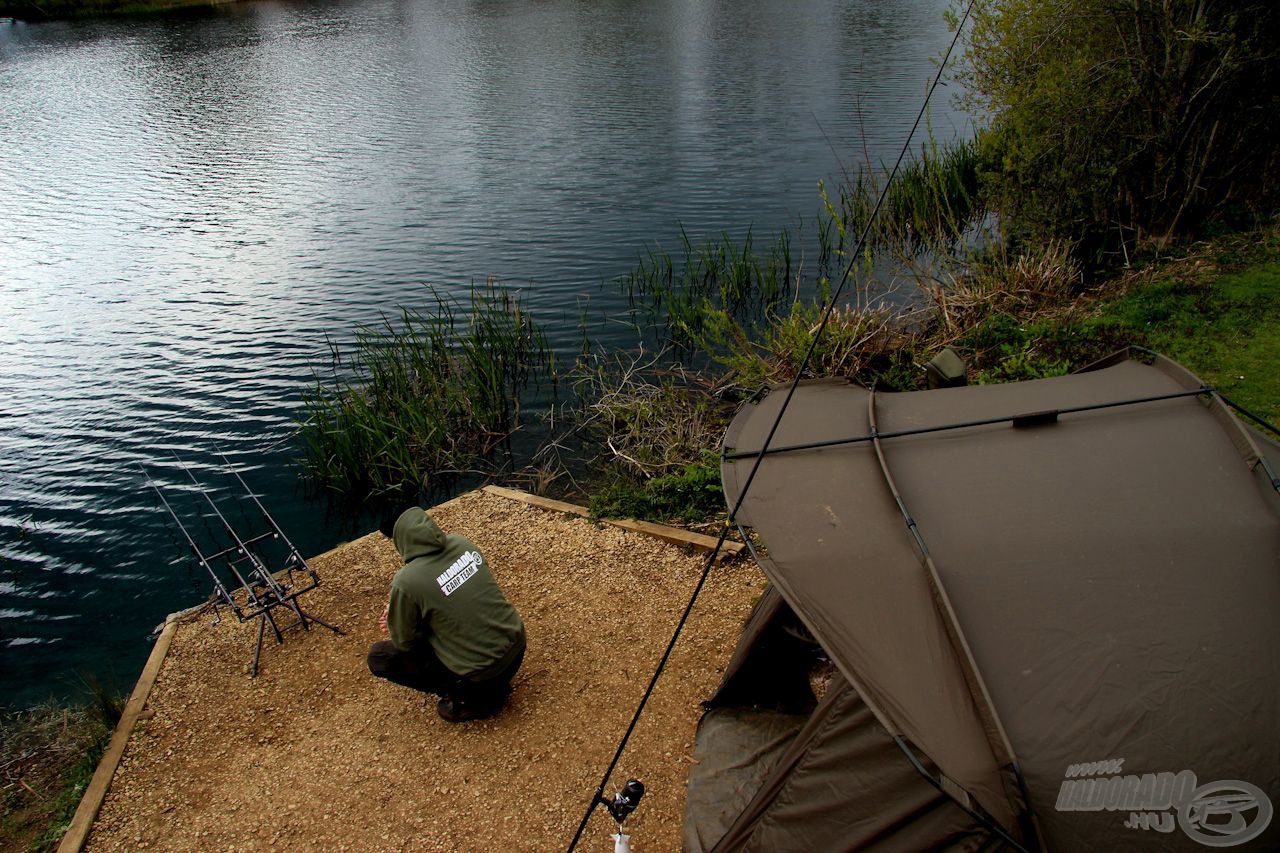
[0,0,966,705]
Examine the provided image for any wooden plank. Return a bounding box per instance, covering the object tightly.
[481,486,585,516]
[58,618,179,853]
[481,485,744,558]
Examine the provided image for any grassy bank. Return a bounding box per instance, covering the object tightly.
[1,689,123,852]
[584,221,1280,526]
[960,225,1280,421]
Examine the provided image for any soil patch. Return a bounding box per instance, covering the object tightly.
[86,490,763,851]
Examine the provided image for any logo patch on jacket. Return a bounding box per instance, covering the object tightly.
[437,551,482,596]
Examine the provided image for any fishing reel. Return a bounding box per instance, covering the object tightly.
[599,780,645,853]
[600,779,645,824]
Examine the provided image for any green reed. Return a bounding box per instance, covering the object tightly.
[609,143,977,389]
[616,225,836,352]
[840,137,984,254]
[298,284,548,498]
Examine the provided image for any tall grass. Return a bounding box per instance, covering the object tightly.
[299,284,548,499]
[292,136,1019,504]
[840,137,984,255]
[617,226,831,351]
[608,140,983,388]
[2,685,124,851]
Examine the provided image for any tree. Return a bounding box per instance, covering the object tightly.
[958,0,1280,256]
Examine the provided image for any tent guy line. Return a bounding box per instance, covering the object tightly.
[723,386,1213,461]
[564,0,984,848]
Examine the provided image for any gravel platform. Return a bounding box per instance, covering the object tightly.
[86,490,764,852]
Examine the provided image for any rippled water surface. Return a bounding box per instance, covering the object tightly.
[0,0,966,705]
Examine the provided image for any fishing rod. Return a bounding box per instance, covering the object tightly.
[173,451,284,640]
[213,449,343,639]
[139,464,240,617]
[142,453,342,676]
[564,0,1006,848]
[216,448,321,587]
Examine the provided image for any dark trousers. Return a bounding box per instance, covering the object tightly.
[367,639,525,705]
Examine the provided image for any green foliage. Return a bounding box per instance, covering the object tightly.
[959,0,1280,254]
[692,296,918,388]
[960,228,1280,421]
[299,285,548,499]
[588,453,725,524]
[974,341,1071,384]
[839,137,985,254]
[1,692,121,852]
[617,227,810,351]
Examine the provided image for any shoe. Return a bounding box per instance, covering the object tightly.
[437,695,498,723]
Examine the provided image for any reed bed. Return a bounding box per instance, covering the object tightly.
[293,138,1123,507]
[616,227,827,351]
[298,284,548,499]
[839,137,984,255]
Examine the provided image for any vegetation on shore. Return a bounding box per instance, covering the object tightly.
[293,219,1280,531]
[0,0,230,20]
[298,285,549,500]
[292,1,1279,524]
[958,0,1280,257]
[1,686,123,852]
[586,222,1280,525]
[960,229,1280,420]
[582,0,1280,523]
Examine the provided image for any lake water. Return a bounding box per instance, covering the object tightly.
[0,0,967,707]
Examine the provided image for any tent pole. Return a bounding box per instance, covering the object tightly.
[726,387,1211,461]
[868,390,1042,850]
[1213,394,1280,491]
[1218,393,1280,439]
[892,736,1030,853]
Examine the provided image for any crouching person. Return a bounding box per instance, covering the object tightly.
[368,506,526,723]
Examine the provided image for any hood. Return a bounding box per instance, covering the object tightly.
[391,507,446,562]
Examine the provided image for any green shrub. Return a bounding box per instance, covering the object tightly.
[974,342,1071,384]
[959,0,1280,255]
[588,453,725,524]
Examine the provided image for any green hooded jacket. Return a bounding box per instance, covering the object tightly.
[388,508,525,679]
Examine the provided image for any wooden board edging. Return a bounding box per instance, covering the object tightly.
[57,617,180,853]
[480,485,744,559]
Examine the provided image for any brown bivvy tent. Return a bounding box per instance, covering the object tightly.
[685,350,1279,851]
